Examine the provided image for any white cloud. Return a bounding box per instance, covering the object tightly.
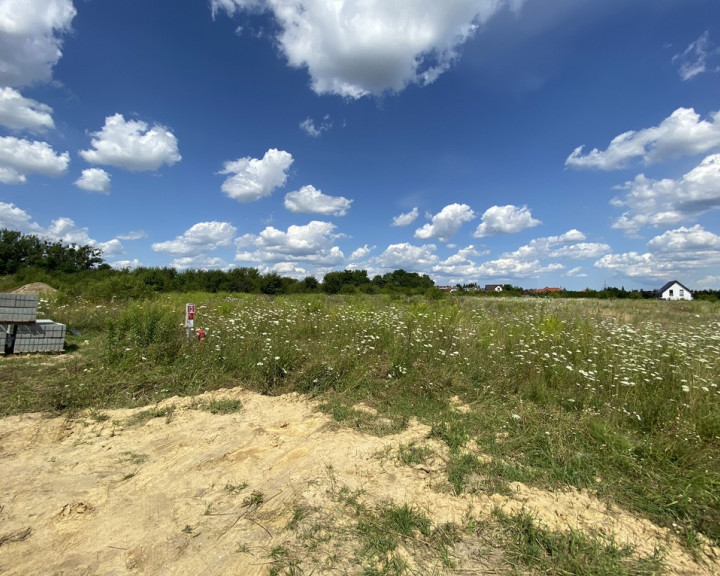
[117,230,147,241]
[504,229,610,260]
[152,221,237,256]
[96,238,123,256]
[109,258,141,270]
[0,0,76,86]
[473,204,540,237]
[0,136,69,183]
[262,261,310,279]
[475,258,563,278]
[566,107,720,170]
[74,168,111,194]
[350,244,372,260]
[0,203,124,256]
[594,252,672,279]
[0,87,54,131]
[415,203,475,242]
[300,115,332,137]
[79,113,181,171]
[550,242,611,259]
[391,207,419,227]
[697,275,720,288]
[611,154,720,234]
[236,220,345,266]
[595,225,720,279]
[374,242,438,271]
[284,184,353,216]
[646,225,720,260]
[565,266,587,278]
[0,201,42,233]
[212,0,524,98]
[219,148,293,202]
[432,245,487,277]
[170,255,229,270]
[673,31,720,81]
[44,216,94,245]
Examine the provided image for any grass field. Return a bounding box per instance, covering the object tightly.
[2,292,719,573]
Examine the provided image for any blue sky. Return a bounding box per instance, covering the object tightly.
[1,0,720,290]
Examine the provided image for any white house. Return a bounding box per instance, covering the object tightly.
[656,280,693,301]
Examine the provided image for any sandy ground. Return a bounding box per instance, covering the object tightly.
[0,388,718,575]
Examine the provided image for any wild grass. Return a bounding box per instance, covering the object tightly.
[1,293,719,553]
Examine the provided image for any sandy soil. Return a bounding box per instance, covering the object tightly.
[0,388,718,575]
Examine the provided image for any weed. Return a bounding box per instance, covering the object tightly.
[224,482,248,494]
[496,508,664,575]
[206,398,242,414]
[286,506,307,531]
[125,405,175,426]
[89,409,109,422]
[397,442,433,465]
[182,525,193,534]
[242,490,265,509]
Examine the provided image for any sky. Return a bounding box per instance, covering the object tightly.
[1,0,720,291]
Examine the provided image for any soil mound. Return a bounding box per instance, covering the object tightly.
[11,282,57,295]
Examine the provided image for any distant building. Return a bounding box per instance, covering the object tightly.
[533,287,563,294]
[484,284,503,292]
[656,280,693,301]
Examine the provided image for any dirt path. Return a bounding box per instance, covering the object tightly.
[0,389,717,575]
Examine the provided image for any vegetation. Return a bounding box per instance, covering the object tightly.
[2,229,720,572]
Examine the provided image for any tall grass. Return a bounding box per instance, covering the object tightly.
[1,293,718,547]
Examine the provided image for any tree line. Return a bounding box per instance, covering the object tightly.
[3,229,719,301]
[0,229,435,298]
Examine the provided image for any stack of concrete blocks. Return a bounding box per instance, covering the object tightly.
[0,293,66,354]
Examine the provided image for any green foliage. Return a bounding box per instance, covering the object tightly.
[496,509,663,575]
[0,228,103,274]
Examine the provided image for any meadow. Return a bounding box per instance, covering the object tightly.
[1,292,719,573]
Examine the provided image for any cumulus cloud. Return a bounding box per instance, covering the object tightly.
[74,168,111,193]
[566,107,720,170]
[505,229,610,260]
[284,184,353,216]
[415,203,475,242]
[646,224,720,260]
[79,113,181,171]
[152,221,237,256]
[595,225,720,279]
[169,255,230,270]
[673,31,720,81]
[0,136,69,183]
[392,207,419,226]
[235,220,345,267]
[0,202,123,256]
[0,0,76,86]
[0,201,43,233]
[611,154,720,234]
[350,244,372,260]
[212,0,524,98]
[473,204,540,238]
[219,148,293,202]
[374,242,438,271]
[475,258,563,278]
[300,115,332,137]
[0,87,54,131]
[432,245,487,277]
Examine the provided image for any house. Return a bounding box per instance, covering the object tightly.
[656,280,693,301]
[533,287,563,294]
[485,284,503,292]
